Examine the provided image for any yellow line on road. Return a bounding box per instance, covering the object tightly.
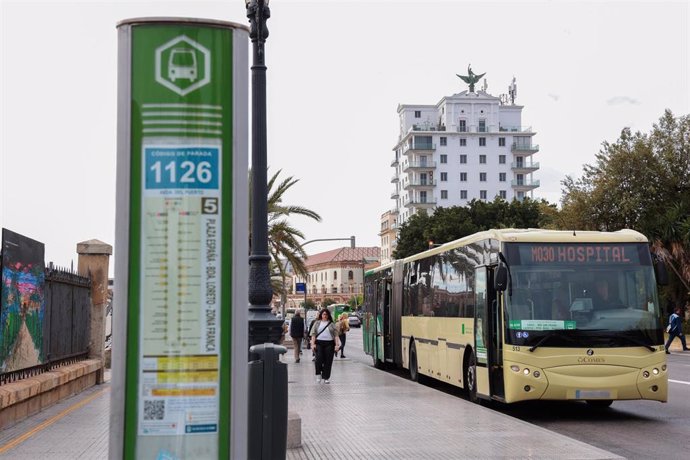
[0,386,110,455]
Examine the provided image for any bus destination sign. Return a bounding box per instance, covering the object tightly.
[515,243,642,266]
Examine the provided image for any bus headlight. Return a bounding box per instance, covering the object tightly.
[652,368,659,375]
[642,371,650,378]
[533,371,541,378]
[662,364,667,371]
[523,368,530,375]
[510,365,520,372]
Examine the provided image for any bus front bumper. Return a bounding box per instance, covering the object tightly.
[503,361,668,403]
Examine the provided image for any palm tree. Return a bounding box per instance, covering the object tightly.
[250,169,322,306]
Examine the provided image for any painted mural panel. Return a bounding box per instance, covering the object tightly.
[0,228,46,373]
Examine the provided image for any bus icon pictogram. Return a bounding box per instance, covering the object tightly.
[155,35,210,96]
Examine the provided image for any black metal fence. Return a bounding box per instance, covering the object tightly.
[0,265,91,384]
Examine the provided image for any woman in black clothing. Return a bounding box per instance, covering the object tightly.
[309,308,341,384]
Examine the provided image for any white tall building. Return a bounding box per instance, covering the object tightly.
[389,73,540,232]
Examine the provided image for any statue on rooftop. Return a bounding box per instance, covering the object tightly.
[457,65,486,93]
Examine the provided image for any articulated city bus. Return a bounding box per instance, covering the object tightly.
[363,229,669,406]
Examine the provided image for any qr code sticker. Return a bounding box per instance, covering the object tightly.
[144,400,165,420]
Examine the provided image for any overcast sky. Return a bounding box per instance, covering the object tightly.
[1,0,689,272]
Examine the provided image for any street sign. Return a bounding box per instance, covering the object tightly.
[295,282,306,293]
[112,18,248,460]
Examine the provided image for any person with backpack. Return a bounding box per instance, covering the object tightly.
[665,306,689,354]
[309,308,341,384]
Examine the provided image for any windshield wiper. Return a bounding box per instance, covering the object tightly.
[529,331,578,352]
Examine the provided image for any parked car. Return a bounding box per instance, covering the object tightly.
[347,314,361,328]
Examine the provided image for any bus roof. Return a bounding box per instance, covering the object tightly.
[378,228,648,268]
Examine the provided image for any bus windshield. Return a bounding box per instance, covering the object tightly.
[503,242,663,347]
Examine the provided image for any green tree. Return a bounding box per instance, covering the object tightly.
[393,198,555,259]
[301,298,317,310]
[560,110,690,307]
[347,295,363,308]
[321,298,337,309]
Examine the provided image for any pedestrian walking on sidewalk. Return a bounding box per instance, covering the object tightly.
[336,312,350,358]
[290,310,305,363]
[307,315,318,361]
[310,308,341,384]
[665,306,689,353]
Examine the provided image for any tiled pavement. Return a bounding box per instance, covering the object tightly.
[0,360,622,459]
[285,357,621,460]
[0,382,110,459]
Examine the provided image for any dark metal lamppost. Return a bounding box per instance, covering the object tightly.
[246,0,282,354]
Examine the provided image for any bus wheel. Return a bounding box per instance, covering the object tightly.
[465,351,479,404]
[409,341,420,382]
[586,399,613,408]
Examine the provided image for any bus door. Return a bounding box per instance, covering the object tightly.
[474,267,504,400]
[488,267,504,400]
[374,278,392,366]
[383,278,393,363]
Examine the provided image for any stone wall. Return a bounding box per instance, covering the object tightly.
[0,359,102,430]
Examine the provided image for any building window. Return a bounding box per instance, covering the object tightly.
[348,270,354,280]
[499,172,506,182]
[499,155,506,164]
[440,154,447,164]
[460,172,467,181]
[480,190,487,200]
[499,190,507,199]
[460,190,468,199]
[499,137,506,147]
[333,271,337,280]
[479,137,486,147]
[440,172,448,181]
[414,110,421,118]
[441,190,448,199]
[460,154,467,164]
[479,119,486,132]
[459,138,467,147]
[458,119,466,132]
[479,154,486,164]
[332,286,338,293]
[480,172,487,182]
[440,136,447,146]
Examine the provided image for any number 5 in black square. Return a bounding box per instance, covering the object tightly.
[202,197,219,214]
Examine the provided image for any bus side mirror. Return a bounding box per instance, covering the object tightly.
[494,264,508,292]
[653,255,668,286]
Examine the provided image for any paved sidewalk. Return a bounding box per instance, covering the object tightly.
[0,359,622,459]
[286,357,621,459]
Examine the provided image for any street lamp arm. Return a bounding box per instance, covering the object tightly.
[303,236,356,248]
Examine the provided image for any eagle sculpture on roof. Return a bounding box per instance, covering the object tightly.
[456,65,485,93]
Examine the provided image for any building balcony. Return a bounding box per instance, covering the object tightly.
[390,207,399,215]
[510,161,540,172]
[454,124,498,133]
[511,179,540,190]
[403,143,436,154]
[410,124,446,132]
[391,157,399,167]
[402,161,436,172]
[404,179,436,190]
[511,143,539,153]
[499,125,533,133]
[404,199,437,208]
[391,189,399,199]
[391,174,399,183]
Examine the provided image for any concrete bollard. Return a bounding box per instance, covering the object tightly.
[248,343,288,460]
